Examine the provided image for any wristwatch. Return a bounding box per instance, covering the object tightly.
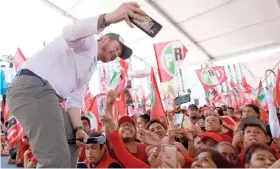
[73,126,84,135]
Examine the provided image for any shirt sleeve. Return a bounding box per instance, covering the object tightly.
[63,16,104,50]
[66,83,87,109]
[109,131,150,168]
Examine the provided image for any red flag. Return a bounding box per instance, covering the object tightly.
[43,41,46,47]
[275,68,280,106]
[230,90,239,109]
[83,87,93,113]
[256,81,268,111]
[114,91,127,116]
[6,117,26,146]
[88,93,107,131]
[3,102,10,122]
[100,68,108,93]
[154,40,187,82]
[230,81,247,107]
[241,77,253,94]
[196,66,228,90]
[14,48,27,72]
[150,68,165,120]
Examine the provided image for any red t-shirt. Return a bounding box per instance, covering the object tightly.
[19,140,29,162]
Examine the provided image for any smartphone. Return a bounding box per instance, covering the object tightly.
[175,94,191,105]
[160,144,177,168]
[129,15,162,37]
[174,114,184,128]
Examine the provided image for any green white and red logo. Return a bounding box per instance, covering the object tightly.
[154,40,187,82]
[196,66,227,90]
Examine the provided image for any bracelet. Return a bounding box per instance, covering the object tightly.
[99,13,110,29]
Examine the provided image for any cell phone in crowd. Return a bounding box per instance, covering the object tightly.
[160,144,178,168]
[175,94,191,105]
[174,113,184,128]
[129,15,162,37]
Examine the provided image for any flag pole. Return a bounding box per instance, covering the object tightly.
[265,69,276,88]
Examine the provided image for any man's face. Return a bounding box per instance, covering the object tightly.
[205,115,222,133]
[243,126,269,147]
[119,122,136,139]
[196,138,217,149]
[99,36,123,63]
[85,144,105,164]
[226,109,234,117]
[148,122,167,139]
[82,120,91,134]
[242,106,259,119]
[203,109,216,118]
[188,108,199,117]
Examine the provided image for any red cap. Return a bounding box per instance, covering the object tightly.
[118,116,136,126]
[201,132,223,143]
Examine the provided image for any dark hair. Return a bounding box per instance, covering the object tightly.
[215,142,238,154]
[195,148,232,168]
[81,116,91,128]
[138,114,150,124]
[146,120,166,130]
[227,107,234,111]
[215,107,224,116]
[244,144,276,164]
[242,104,260,115]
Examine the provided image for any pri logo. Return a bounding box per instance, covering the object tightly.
[200,67,225,86]
[258,88,265,103]
[161,41,186,76]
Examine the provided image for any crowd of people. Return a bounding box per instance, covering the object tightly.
[1,89,280,168]
[1,1,280,168]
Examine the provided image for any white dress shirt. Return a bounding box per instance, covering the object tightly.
[22,16,102,109]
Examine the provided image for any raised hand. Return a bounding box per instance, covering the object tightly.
[138,128,163,146]
[100,111,118,133]
[105,2,147,28]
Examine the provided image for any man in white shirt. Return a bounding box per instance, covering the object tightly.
[6,2,146,168]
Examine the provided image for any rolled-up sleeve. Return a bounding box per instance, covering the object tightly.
[66,84,87,109]
[63,16,104,50]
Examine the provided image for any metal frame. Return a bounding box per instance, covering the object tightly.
[145,0,213,62]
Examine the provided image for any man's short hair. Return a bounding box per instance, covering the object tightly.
[227,107,234,111]
[146,120,166,130]
[81,116,91,128]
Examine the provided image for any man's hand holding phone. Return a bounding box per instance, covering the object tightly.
[105,2,147,28]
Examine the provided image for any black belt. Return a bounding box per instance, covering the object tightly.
[18,69,42,79]
[17,69,65,103]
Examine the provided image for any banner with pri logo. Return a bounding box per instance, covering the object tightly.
[196,66,228,90]
[154,40,187,82]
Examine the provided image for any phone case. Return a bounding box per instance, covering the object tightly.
[174,114,184,128]
[129,15,162,37]
[160,144,177,168]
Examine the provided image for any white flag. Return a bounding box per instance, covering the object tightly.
[265,87,280,138]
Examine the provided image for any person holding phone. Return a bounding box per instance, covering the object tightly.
[6,2,147,168]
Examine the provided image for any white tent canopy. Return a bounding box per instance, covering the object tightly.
[1,0,280,78]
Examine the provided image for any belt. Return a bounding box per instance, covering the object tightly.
[18,69,42,79]
[17,69,65,103]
